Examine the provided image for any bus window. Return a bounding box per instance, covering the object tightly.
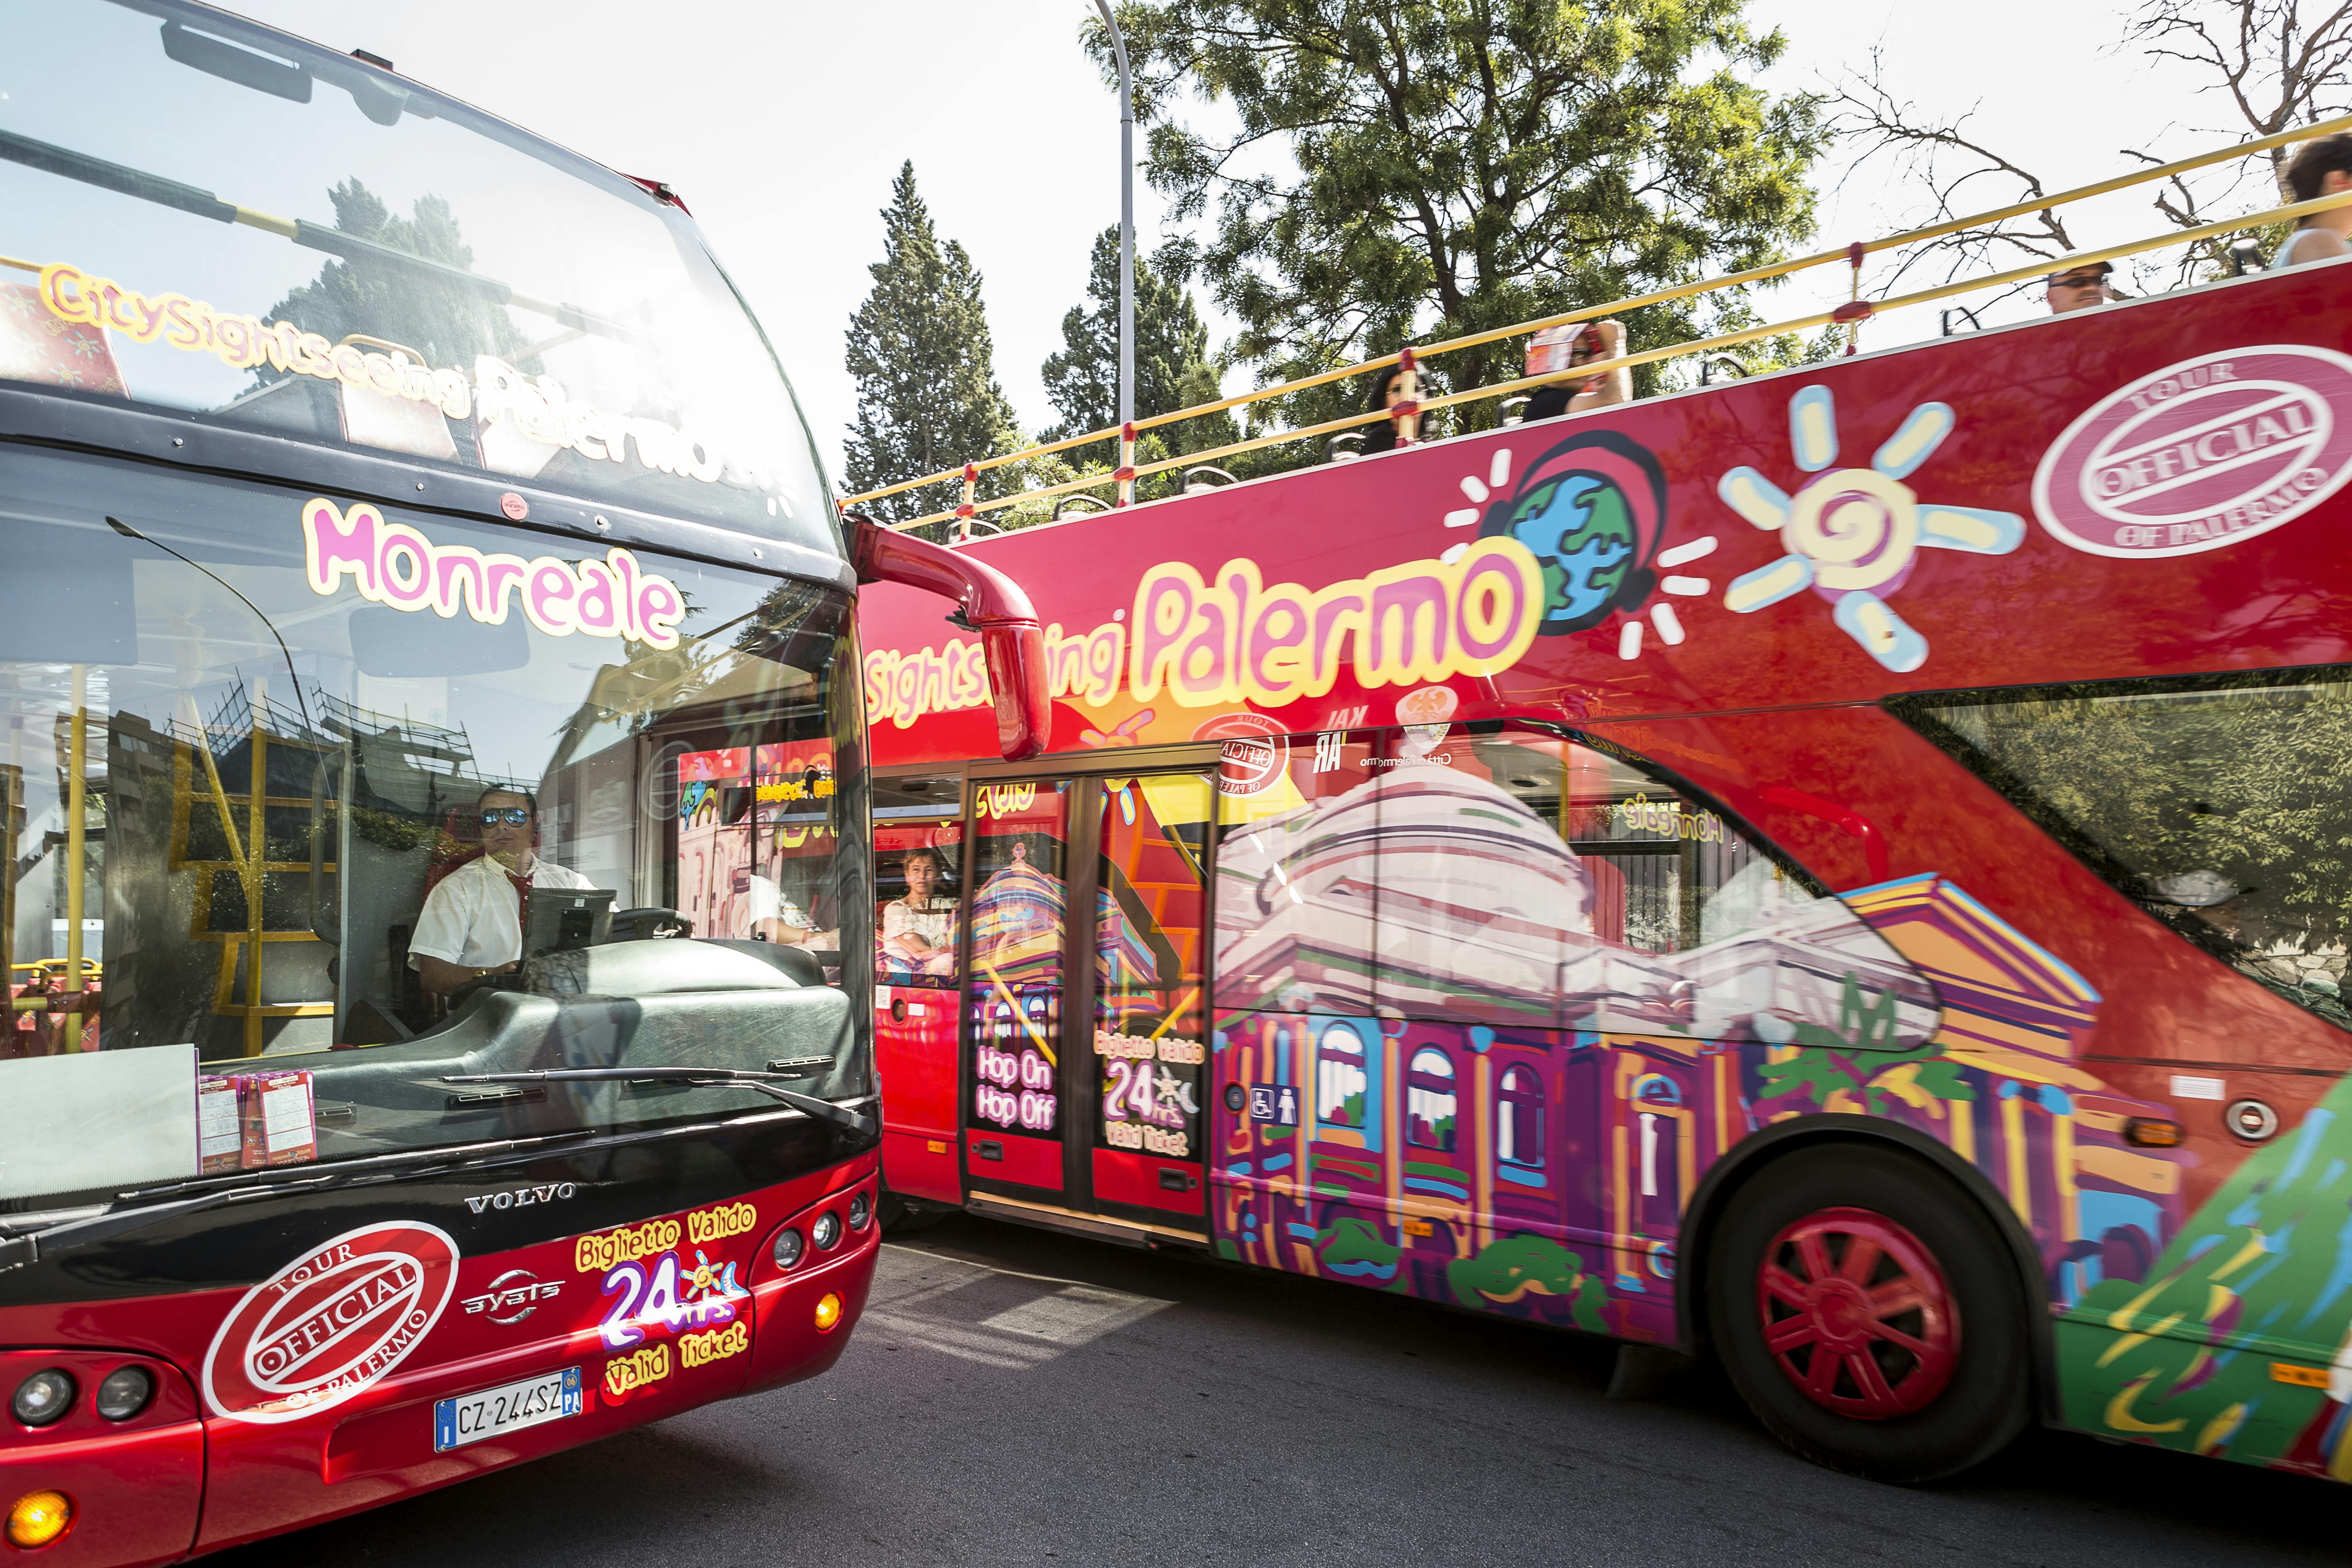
[0,451,868,1199]
[1213,717,1936,1046]
[877,842,961,983]
[1212,728,1378,1017]
[1093,773,1213,1166]
[1899,670,2352,1030]
[878,844,959,981]
[1478,728,1808,955]
[963,782,1070,1145]
[1405,1045,1458,1151]
[874,772,963,985]
[0,1,827,550]
[1326,721,1938,1044]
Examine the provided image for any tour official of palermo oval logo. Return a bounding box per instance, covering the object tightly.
[2032,344,2352,558]
[201,1221,460,1424]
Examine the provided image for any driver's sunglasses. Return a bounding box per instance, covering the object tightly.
[2050,274,2106,290]
[474,807,531,827]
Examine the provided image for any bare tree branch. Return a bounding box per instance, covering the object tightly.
[2119,0,2352,284]
[1830,3,2352,305]
[1823,50,2075,292]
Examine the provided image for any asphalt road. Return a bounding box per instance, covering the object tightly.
[223,1214,2350,1567]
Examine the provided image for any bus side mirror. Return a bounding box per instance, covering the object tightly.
[845,513,1051,762]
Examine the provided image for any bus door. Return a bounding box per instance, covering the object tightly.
[960,769,1215,1241]
[874,771,969,1206]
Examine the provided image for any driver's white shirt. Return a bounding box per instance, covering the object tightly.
[407,854,596,971]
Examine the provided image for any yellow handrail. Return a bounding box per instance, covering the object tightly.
[845,115,2352,523]
[871,185,2352,532]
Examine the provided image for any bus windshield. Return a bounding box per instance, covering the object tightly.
[0,0,829,547]
[0,446,871,1206]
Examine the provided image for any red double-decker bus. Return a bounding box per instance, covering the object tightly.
[0,3,1044,1562]
[851,138,2352,1483]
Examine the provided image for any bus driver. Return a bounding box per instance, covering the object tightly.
[409,786,596,996]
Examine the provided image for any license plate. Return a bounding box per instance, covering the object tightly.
[433,1367,582,1452]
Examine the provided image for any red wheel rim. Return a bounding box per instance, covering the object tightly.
[1755,1206,1959,1419]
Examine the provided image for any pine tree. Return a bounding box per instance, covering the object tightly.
[1042,228,1236,453]
[255,179,531,385]
[843,162,1024,524]
[1039,228,1238,501]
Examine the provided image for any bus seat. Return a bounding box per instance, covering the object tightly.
[337,376,458,460]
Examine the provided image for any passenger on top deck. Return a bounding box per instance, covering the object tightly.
[2045,261,2116,313]
[1358,363,1411,455]
[1522,320,1632,422]
[2271,132,2352,269]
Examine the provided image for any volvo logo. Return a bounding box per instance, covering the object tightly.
[462,1269,564,1325]
[463,1182,578,1215]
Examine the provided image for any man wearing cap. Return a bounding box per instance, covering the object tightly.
[2046,261,2116,314]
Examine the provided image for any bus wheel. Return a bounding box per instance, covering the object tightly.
[877,1188,949,1234]
[1705,1144,2031,1483]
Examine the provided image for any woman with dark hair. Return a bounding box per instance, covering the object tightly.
[2272,132,2352,268]
[1357,363,1412,455]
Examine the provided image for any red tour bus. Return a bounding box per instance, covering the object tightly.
[0,4,1043,1563]
[852,137,2352,1483]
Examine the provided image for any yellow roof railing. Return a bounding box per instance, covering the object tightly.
[843,114,2352,534]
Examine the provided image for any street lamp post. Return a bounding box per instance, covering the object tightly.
[1093,0,1136,505]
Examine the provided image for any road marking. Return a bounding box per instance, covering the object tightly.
[862,1244,1171,1369]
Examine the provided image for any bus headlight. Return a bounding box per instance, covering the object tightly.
[848,1193,872,1230]
[6,1491,72,1549]
[11,1370,73,1427]
[95,1366,154,1422]
[812,1211,841,1251]
[772,1228,805,1270]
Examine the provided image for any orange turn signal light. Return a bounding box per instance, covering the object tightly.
[2125,1117,2185,1148]
[814,1292,843,1332]
[6,1490,72,1549]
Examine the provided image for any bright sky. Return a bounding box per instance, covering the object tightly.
[229,0,2259,487]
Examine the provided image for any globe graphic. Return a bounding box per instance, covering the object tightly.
[1495,468,1640,632]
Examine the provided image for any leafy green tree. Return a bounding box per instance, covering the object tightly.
[843,162,1025,524]
[1041,227,1238,484]
[1091,0,1825,440]
[255,179,531,383]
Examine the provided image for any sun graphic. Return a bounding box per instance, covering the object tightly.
[1441,443,1716,661]
[1716,385,2025,672]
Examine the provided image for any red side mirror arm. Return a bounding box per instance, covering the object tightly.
[846,513,1051,762]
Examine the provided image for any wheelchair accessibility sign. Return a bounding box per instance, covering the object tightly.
[1249,1084,1300,1127]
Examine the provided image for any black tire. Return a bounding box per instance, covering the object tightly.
[877,1187,951,1235]
[1705,1142,2032,1483]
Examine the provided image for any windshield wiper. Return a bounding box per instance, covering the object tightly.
[440,1068,876,1139]
[0,1152,479,1275]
